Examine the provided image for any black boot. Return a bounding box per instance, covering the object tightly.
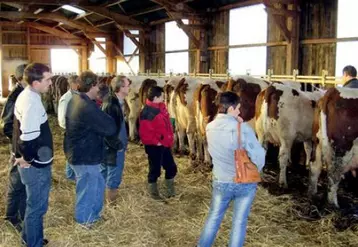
[165,179,175,198]
[148,183,163,200]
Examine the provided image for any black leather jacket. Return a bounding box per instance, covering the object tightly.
[101,93,124,166]
[1,83,24,140]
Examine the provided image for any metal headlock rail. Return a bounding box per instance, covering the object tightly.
[53,69,343,88]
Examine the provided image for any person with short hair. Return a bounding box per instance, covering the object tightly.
[13,63,53,247]
[1,64,28,231]
[342,65,358,88]
[197,91,266,247]
[64,71,116,227]
[139,86,177,200]
[57,75,79,181]
[100,75,130,203]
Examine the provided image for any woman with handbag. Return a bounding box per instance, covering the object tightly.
[197,91,266,247]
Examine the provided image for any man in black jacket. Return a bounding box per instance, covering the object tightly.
[1,64,27,230]
[101,75,130,203]
[342,65,358,88]
[65,71,116,226]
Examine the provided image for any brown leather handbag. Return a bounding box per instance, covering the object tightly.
[234,123,261,183]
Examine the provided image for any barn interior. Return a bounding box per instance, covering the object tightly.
[1,0,358,247]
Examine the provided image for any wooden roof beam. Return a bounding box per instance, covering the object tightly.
[129,6,165,17]
[78,5,146,30]
[176,19,200,49]
[0,11,104,33]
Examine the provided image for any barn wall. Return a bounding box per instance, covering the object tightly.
[142,24,165,73]
[299,0,338,75]
[267,14,287,75]
[208,10,229,74]
[0,26,88,97]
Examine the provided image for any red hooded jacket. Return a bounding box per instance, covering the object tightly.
[139,99,174,148]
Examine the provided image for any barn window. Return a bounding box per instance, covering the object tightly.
[50,49,79,75]
[117,30,139,75]
[228,4,267,75]
[165,20,189,74]
[335,0,358,76]
[89,37,106,74]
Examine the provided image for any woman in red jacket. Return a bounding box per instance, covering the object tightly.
[139,86,177,200]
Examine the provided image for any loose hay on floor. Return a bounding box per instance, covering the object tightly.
[1,115,358,247]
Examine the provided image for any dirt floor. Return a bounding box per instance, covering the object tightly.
[1,114,358,247]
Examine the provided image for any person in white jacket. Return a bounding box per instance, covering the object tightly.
[57,75,79,180]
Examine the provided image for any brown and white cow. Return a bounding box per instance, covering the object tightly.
[126,76,166,141]
[224,76,269,129]
[309,87,358,207]
[167,76,202,160]
[255,82,323,188]
[194,78,225,165]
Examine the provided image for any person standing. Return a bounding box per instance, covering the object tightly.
[139,86,177,200]
[64,71,116,227]
[1,64,27,231]
[101,76,130,203]
[13,63,53,247]
[57,75,79,181]
[197,92,265,247]
[342,65,358,88]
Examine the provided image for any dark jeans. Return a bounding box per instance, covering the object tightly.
[5,156,26,227]
[19,165,52,247]
[144,145,177,183]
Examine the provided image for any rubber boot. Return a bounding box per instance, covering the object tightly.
[148,183,163,200]
[106,189,118,204]
[165,178,175,198]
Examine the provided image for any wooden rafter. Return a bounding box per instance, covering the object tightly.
[84,33,106,55]
[77,5,145,30]
[112,41,135,75]
[129,6,165,17]
[175,19,200,48]
[0,11,103,33]
[120,28,145,52]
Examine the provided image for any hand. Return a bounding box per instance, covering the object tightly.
[157,142,162,146]
[14,157,31,168]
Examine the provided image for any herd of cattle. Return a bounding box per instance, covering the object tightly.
[43,74,358,208]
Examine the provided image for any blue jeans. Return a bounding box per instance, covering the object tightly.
[70,164,105,224]
[65,160,75,181]
[6,156,26,227]
[198,181,257,247]
[19,165,52,247]
[101,150,125,189]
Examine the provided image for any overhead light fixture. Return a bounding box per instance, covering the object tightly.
[17,20,24,24]
[61,5,85,15]
[34,8,44,14]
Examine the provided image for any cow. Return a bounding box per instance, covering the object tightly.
[126,76,166,141]
[194,78,225,166]
[309,87,358,207]
[255,82,324,188]
[167,76,202,160]
[223,76,269,129]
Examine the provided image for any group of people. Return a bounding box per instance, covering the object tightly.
[1,64,179,247]
[3,62,357,247]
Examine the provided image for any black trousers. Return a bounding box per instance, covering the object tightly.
[144,145,177,183]
[6,155,26,226]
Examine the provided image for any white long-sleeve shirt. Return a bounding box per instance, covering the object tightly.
[58,90,77,129]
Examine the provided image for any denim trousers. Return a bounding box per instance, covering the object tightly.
[6,156,26,227]
[65,160,75,181]
[70,164,105,224]
[198,181,257,247]
[101,149,126,189]
[18,165,52,247]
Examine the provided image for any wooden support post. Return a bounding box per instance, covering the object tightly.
[106,40,115,74]
[286,2,300,74]
[80,47,88,73]
[27,27,31,62]
[196,29,208,73]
